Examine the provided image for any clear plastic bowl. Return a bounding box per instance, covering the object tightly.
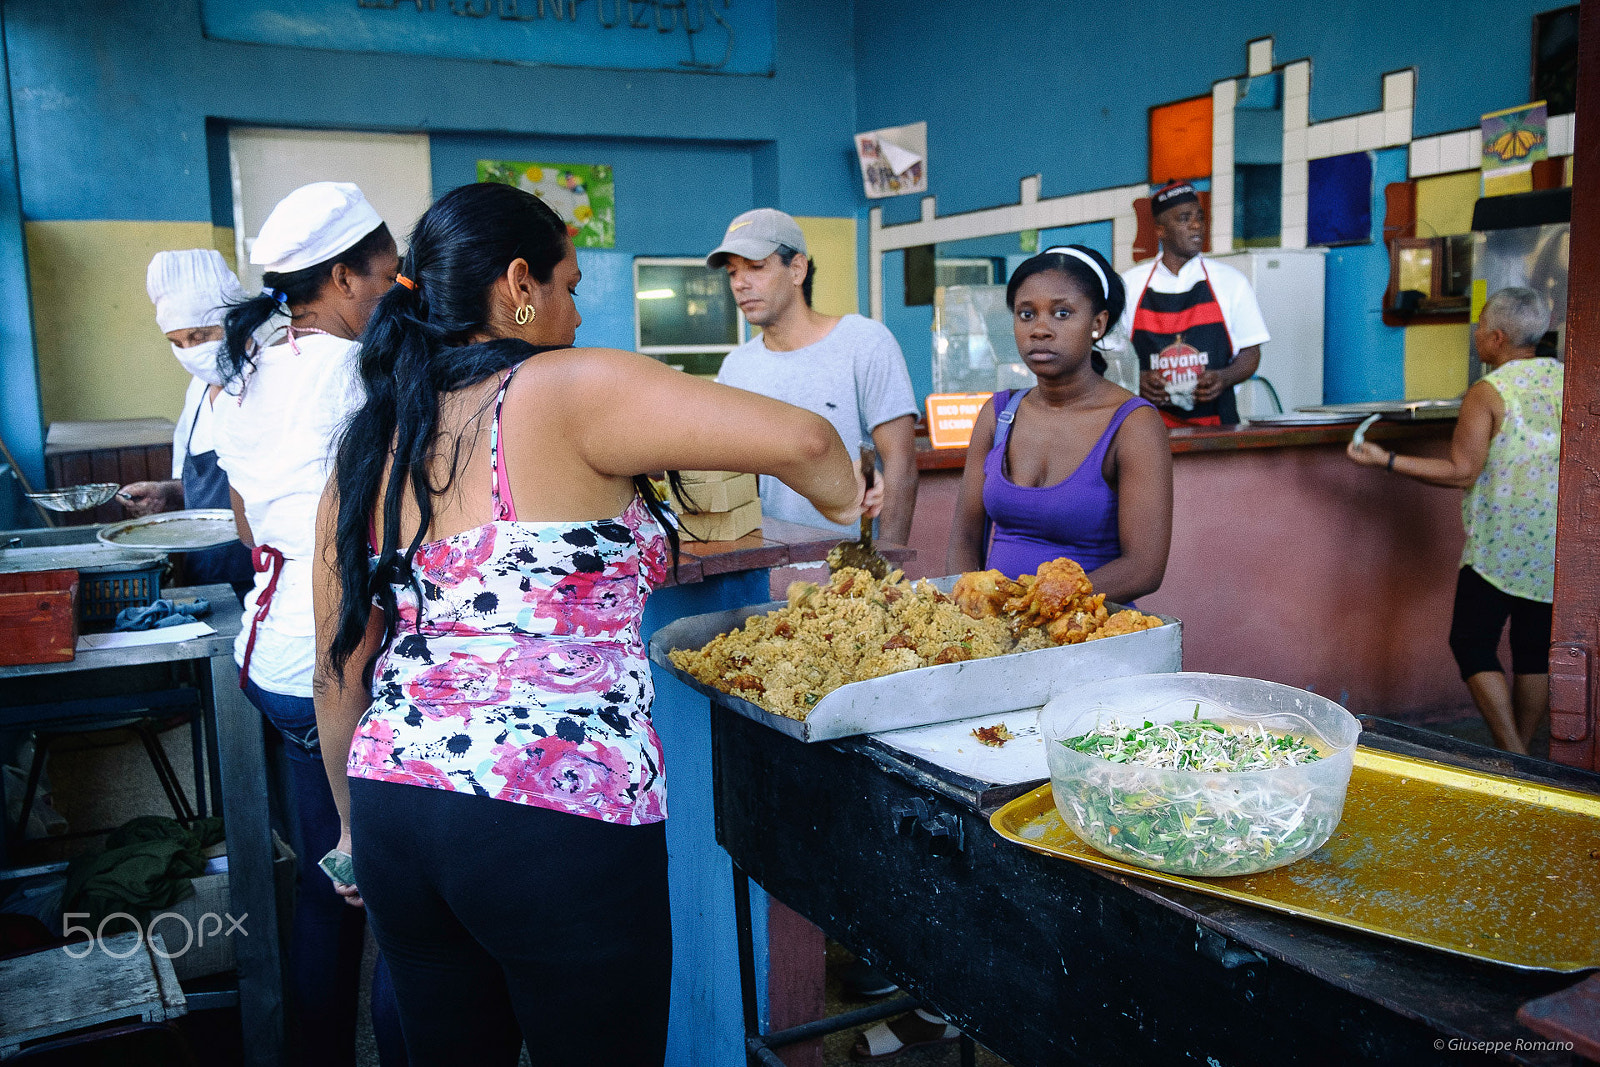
[1042,672,1361,877]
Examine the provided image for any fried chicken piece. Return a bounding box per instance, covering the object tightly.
[1044,596,1109,644]
[1005,558,1095,630]
[952,569,1022,619]
[1088,609,1164,641]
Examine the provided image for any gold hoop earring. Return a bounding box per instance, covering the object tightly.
[514,304,535,326]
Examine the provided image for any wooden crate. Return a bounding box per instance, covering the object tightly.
[0,931,186,1057]
[0,568,78,665]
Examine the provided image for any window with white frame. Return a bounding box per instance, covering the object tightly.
[634,258,747,377]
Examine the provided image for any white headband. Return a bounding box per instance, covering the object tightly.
[1042,245,1109,301]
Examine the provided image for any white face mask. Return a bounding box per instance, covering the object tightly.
[171,339,226,387]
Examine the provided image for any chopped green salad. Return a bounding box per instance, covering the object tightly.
[1055,708,1334,876]
[1063,709,1323,771]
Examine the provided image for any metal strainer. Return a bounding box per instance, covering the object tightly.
[25,482,121,512]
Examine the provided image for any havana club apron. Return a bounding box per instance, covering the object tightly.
[1131,258,1237,427]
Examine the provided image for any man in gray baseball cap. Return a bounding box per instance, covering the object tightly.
[705,208,808,268]
[708,208,920,544]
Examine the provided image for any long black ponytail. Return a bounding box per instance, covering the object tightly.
[219,223,396,387]
[326,182,679,680]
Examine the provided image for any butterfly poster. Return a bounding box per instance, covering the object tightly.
[1480,102,1548,198]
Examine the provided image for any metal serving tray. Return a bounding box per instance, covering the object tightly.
[1300,399,1463,421]
[991,747,1600,972]
[648,577,1182,743]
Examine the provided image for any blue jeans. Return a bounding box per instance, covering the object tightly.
[243,680,406,1067]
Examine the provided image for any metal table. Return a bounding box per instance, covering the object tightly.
[0,584,282,1067]
[711,705,1594,1066]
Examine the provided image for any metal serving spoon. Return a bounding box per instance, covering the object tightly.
[826,446,890,579]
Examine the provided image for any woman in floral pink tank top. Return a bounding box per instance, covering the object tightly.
[312,182,877,1067]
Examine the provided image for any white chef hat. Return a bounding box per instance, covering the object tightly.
[146,248,248,333]
[249,181,384,275]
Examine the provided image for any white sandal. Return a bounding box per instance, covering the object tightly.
[850,1009,962,1062]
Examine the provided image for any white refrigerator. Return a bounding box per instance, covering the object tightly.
[1210,248,1327,417]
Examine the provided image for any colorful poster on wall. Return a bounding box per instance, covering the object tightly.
[1480,102,1548,198]
[477,160,615,248]
[855,122,927,200]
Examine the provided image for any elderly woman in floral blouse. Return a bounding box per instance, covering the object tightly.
[1348,287,1561,754]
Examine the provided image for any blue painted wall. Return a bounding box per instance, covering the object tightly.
[853,0,1557,402]
[5,0,859,223]
[0,0,861,498]
[856,0,1554,225]
[430,131,760,350]
[0,9,43,501]
[1324,148,1408,402]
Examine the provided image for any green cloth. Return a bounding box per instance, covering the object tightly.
[62,816,225,934]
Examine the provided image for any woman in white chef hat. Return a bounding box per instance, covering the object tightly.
[211,181,406,1067]
[117,249,256,592]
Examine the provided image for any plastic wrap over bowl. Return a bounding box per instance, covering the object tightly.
[1042,672,1361,877]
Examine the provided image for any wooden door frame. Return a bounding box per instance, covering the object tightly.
[1550,0,1600,769]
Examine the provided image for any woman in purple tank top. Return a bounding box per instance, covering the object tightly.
[947,245,1173,604]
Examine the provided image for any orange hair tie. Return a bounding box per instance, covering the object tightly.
[395,274,417,291]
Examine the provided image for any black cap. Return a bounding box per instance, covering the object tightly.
[1151,181,1200,218]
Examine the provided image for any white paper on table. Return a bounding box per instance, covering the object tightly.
[77,621,216,651]
[871,710,1050,786]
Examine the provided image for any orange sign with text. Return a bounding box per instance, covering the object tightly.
[925,392,994,449]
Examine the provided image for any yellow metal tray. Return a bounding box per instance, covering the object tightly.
[990,748,1600,971]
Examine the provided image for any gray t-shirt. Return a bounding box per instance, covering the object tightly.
[716,313,918,534]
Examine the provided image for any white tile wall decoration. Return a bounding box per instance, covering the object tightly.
[1302,123,1329,159]
[1284,60,1310,101]
[865,41,1497,321]
[1383,70,1415,112]
[1357,112,1387,152]
[1385,109,1413,147]
[1408,135,1441,177]
[1282,164,1307,197]
[1212,77,1238,252]
[1326,117,1360,156]
[1436,130,1473,173]
[1550,112,1575,156]
[1248,37,1274,77]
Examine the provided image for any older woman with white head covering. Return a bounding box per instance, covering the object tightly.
[117,249,247,523]
[211,180,404,1067]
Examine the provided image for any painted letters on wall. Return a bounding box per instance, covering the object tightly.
[200,0,775,75]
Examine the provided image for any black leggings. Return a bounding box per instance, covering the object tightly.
[349,779,671,1067]
[1448,566,1553,679]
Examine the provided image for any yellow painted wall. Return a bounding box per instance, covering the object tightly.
[28,221,239,425]
[1414,171,1479,237]
[793,216,858,316]
[1404,322,1471,399]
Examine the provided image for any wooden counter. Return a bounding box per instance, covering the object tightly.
[916,419,1455,469]
[671,516,913,585]
[905,417,1477,722]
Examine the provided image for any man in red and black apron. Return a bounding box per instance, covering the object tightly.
[1123,181,1268,427]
